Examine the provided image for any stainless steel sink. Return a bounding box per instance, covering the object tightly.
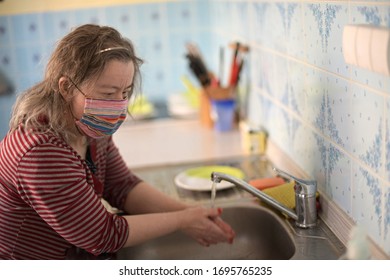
[67,156,345,260]
[116,204,295,260]
[114,156,345,260]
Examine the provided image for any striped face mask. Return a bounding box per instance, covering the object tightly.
[75,98,128,138]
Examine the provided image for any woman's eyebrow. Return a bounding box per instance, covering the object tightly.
[98,84,133,90]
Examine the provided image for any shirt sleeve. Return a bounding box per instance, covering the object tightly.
[102,137,142,210]
[17,143,129,255]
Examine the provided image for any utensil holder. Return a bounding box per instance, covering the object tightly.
[199,85,236,130]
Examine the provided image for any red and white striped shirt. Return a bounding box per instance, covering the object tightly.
[0,125,141,259]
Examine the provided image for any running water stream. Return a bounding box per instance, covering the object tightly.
[210,180,217,208]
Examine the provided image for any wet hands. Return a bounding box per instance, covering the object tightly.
[179,206,236,247]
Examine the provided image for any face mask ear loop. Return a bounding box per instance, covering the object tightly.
[68,101,85,137]
[68,84,82,119]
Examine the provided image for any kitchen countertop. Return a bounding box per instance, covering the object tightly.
[113,118,245,169]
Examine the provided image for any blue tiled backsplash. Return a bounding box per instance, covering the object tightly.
[1,0,390,256]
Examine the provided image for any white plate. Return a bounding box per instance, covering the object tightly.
[174,165,245,192]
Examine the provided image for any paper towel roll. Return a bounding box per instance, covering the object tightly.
[343,24,390,76]
[343,25,358,65]
[370,26,390,76]
[356,26,372,70]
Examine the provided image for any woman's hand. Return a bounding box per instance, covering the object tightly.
[178,206,235,247]
[122,183,235,248]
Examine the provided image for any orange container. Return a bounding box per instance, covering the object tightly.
[199,90,213,128]
[248,177,286,190]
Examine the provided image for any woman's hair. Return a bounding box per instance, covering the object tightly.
[10,24,143,142]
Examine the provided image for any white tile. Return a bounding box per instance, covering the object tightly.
[304,3,349,76]
[272,55,289,105]
[351,163,383,245]
[286,3,305,60]
[349,84,384,174]
[328,144,352,215]
[292,126,328,192]
[325,74,352,149]
[262,3,287,53]
[384,184,390,255]
[385,99,390,181]
[302,67,327,132]
[288,60,306,117]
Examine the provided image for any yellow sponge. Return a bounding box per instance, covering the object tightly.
[262,180,296,209]
[260,181,320,211]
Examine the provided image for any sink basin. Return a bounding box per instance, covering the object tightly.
[116,204,296,260]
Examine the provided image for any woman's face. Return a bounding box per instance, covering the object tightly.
[71,60,135,120]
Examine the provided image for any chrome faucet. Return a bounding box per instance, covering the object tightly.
[211,167,317,228]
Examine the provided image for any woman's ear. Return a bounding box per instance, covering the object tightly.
[58,76,72,101]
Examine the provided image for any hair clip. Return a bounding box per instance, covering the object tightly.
[96,46,129,54]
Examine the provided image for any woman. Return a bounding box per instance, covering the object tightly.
[0,24,235,260]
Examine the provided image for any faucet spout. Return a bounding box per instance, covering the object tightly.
[212,172,297,220]
[211,170,317,228]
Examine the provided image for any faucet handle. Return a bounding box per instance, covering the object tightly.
[273,167,317,197]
